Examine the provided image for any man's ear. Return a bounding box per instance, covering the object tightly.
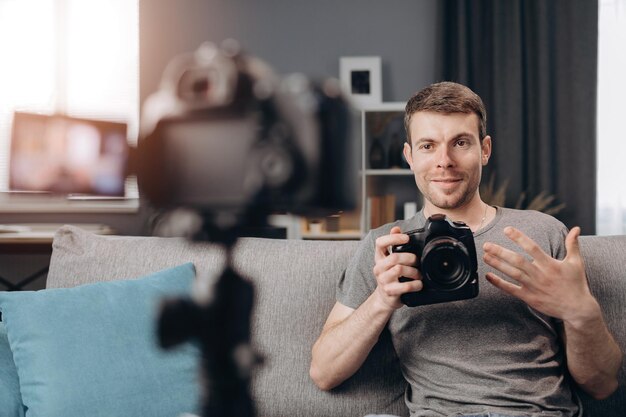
[403,142,413,169]
[481,136,492,165]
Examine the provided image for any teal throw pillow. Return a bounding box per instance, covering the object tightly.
[0,263,200,417]
[0,321,24,417]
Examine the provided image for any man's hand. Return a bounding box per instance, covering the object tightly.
[483,226,622,399]
[482,226,597,323]
[310,226,422,390]
[372,226,422,310]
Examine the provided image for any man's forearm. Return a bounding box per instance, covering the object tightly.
[310,294,395,390]
[562,299,623,400]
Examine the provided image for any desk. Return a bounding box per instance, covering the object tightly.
[0,224,114,290]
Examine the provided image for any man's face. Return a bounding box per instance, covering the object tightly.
[403,111,491,210]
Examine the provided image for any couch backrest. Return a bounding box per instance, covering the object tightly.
[47,227,625,417]
[48,226,408,417]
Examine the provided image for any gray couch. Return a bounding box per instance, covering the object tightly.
[24,227,626,415]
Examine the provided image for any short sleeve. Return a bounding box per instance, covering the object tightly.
[336,231,377,309]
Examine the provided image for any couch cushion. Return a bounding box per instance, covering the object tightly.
[48,225,410,417]
[0,321,24,417]
[579,235,626,416]
[47,226,226,288]
[233,237,408,417]
[0,263,200,417]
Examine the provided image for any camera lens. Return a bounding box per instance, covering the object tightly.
[421,237,471,290]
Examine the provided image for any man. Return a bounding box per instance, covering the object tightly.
[310,82,622,417]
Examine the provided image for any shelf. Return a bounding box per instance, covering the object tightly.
[360,104,422,235]
[0,197,139,213]
[0,223,115,245]
[359,102,406,111]
[299,102,416,240]
[364,169,413,176]
[301,230,362,240]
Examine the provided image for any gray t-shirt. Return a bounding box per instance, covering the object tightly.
[337,207,582,417]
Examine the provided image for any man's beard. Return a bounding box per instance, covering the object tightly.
[419,172,481,210]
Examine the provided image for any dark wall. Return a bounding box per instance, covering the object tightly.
[140,0,439,106]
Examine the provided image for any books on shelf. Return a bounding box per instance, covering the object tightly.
[367,194,396,229]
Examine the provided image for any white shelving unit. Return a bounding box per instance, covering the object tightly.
[363,169,414,176]
[298,102,421,240]
[358,102,421,236]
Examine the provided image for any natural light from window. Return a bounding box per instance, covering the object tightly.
[597,0,626,235]
[0,0,138,197]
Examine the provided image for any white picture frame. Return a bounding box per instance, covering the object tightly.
[339,56,382,107]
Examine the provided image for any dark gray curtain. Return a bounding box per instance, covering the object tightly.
[440,0,598,233]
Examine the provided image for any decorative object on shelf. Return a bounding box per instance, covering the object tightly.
[308,219,322,234]
[366,111,401,138]
[379,113,407,169]
[387,132,405,169]
[339,56,382,107]
[369,137,386,169]
[325,213,341,232]
[368,194,396,229]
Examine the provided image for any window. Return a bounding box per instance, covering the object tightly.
[0,0,138,199]
[597,0,626,235]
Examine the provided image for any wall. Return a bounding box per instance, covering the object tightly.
[140,0,439,105]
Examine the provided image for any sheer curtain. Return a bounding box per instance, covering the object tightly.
[0,0,139,195]
[597,0,626,235]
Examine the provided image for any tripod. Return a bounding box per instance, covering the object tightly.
[157,213,260,417]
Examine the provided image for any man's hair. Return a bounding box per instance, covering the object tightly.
[404,81,487,144]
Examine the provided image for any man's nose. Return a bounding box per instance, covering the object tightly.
[437,147,454,168]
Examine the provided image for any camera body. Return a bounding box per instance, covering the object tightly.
[391,213,479,307]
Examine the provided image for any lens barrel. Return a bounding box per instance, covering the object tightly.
[421,237,471,290]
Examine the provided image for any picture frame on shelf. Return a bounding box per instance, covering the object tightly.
[339,56,382,107]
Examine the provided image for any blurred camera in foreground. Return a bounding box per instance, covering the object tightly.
[134,40,358,417]
[134,40,357,228]
[392,214,479,307]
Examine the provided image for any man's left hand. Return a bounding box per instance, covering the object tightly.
[483,226,598,323]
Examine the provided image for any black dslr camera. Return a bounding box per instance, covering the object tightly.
[391,214,479,307]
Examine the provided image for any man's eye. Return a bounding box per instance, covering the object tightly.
[419,143,432,150]
[455,139,469,147]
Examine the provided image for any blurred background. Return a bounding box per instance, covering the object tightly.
[0,0,624,287]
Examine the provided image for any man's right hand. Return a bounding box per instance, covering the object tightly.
[310,226,423,390]
[373,226,422,310]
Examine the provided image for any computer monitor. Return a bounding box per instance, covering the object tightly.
[9,112,128,196]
